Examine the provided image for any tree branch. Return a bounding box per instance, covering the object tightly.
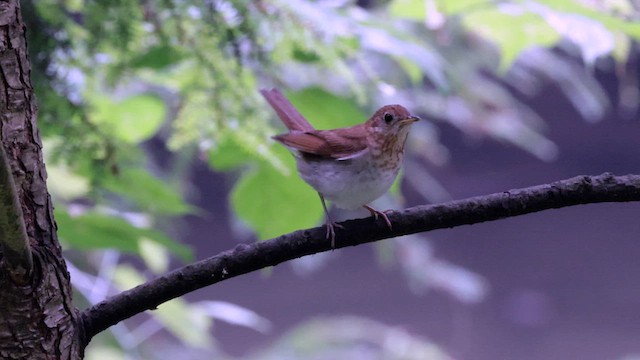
[80,173,640,343]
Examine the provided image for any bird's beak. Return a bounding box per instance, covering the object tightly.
[399,116,421,125]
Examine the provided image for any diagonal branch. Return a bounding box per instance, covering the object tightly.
[80,173,640,343]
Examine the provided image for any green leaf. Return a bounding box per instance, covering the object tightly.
[395,56,424,85]
[139,237,170,274]
[85,345,124,360]
[154,295,212,348]
[43,138,91,200]
[535,0,640,39]
[168,90,214,150]
[464,9,559,70]
[112,265,212,348]
[389,169,403,196]
[389,0,425,20]
[434,0,493,15]
[357,26,448,90]
[46,163,91,200]
[292,46,321,63]
[130,44,184,70]
[56,209,192,261]
[92,94,166,143]
[612,32,631,63]
[231,162,323,240]
[285,87,368,130]
[209,127,290,174]
[208,135,251,170]
[102,168,194,215]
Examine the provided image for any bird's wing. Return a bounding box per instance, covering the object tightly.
[273,127,368,160]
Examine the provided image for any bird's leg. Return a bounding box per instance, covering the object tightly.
[363,205,393,230]
[319,193,343,248]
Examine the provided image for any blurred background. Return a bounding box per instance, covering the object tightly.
[24,0,640,359]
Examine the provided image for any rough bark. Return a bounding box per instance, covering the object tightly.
[0,141,32,281]
[0,1,82,359]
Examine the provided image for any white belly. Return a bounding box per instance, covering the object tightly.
[296,156,400,209]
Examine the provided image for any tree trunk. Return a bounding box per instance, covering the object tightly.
[0,1,82,359]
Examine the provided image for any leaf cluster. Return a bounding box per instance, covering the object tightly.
[24,0,640,257]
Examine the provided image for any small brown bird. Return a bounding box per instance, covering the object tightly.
[261,88,419,247]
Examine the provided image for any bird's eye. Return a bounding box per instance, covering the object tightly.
[383,113,394,123]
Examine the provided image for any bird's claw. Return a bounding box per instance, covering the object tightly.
[363,205,393,230]
[325,221,344,248]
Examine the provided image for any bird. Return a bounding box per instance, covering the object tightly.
[261,88,419,247]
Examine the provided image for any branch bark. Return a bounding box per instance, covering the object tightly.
[81,173,640,343]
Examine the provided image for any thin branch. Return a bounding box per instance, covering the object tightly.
[80,173,640,342]
[0,144,32,282]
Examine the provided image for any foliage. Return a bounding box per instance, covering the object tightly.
[27,0,640,245]
[247,316,451,360]
[23,0,640,357]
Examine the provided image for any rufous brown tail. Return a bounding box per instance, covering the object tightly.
[260,88,315,132]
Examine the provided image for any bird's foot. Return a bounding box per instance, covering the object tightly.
[325,221,344,248]
[363,205,393,230]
